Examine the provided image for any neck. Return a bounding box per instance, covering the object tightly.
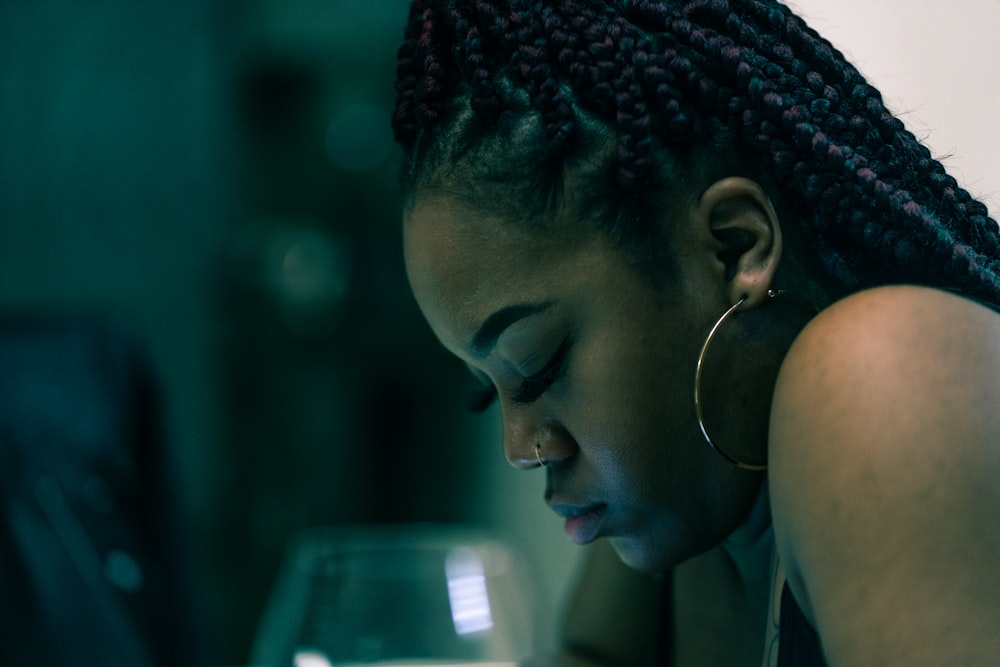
[721,479,775,614]
[670,481,777,667]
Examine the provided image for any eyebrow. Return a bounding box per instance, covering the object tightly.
[470,302,553,356]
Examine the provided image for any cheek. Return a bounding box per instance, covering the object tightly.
[572,319,701,478]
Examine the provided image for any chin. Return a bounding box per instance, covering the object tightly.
[608,524,714,574]
[607,535,675,574]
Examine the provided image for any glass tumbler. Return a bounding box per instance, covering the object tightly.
[251,524,539,666]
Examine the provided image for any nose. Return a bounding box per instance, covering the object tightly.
[501,406,575,470]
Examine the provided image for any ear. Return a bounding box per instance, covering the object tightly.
[696,177,783,309]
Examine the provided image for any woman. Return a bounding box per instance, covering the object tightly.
[392,0,1000,664]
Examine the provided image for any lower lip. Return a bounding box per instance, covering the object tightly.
[564,505,606,545]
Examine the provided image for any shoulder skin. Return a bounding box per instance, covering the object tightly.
[768,284,1000,666]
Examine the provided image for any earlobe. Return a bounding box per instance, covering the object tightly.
[698,177,783,309]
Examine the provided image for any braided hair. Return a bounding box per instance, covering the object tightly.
[392,0,1000,306]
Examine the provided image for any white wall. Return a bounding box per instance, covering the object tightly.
[787,0,999,214]
[480,0,1000,640]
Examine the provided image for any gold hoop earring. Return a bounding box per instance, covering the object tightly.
[693,289,818,471]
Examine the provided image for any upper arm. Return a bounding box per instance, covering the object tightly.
[769,285,1000,666]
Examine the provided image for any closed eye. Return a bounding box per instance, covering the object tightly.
[468,384,498,413]
[511,336,571,404]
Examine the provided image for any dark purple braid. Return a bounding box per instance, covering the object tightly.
[392,0,1000,306]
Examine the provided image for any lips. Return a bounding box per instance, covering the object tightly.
[548,501,607,545]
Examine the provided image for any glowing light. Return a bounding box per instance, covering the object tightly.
[445,547,494,636]
[104,549,144,593]
[293,648,333,667]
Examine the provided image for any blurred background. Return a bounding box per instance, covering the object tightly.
[0,0,996,665]
[0,1,574,664]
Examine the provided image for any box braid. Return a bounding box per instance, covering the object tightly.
[392,0,1000,307]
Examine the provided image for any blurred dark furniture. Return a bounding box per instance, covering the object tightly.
[0,318,201,666]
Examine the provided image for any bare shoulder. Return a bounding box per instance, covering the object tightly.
[771,285,1000,437]
[768,285,1000,665]
[772,284,1000,437]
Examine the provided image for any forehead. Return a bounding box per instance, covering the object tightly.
[403,194,585,351]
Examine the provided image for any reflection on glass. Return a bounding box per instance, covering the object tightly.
[294,650,333,667]
[445,547,493,636]
[252,524,537,666]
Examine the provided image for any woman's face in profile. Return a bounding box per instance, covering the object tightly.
[403,192,763,572]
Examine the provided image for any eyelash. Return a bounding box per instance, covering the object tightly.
[467,337,571,413]
[513,336,571,403]
[468,384,497,413]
